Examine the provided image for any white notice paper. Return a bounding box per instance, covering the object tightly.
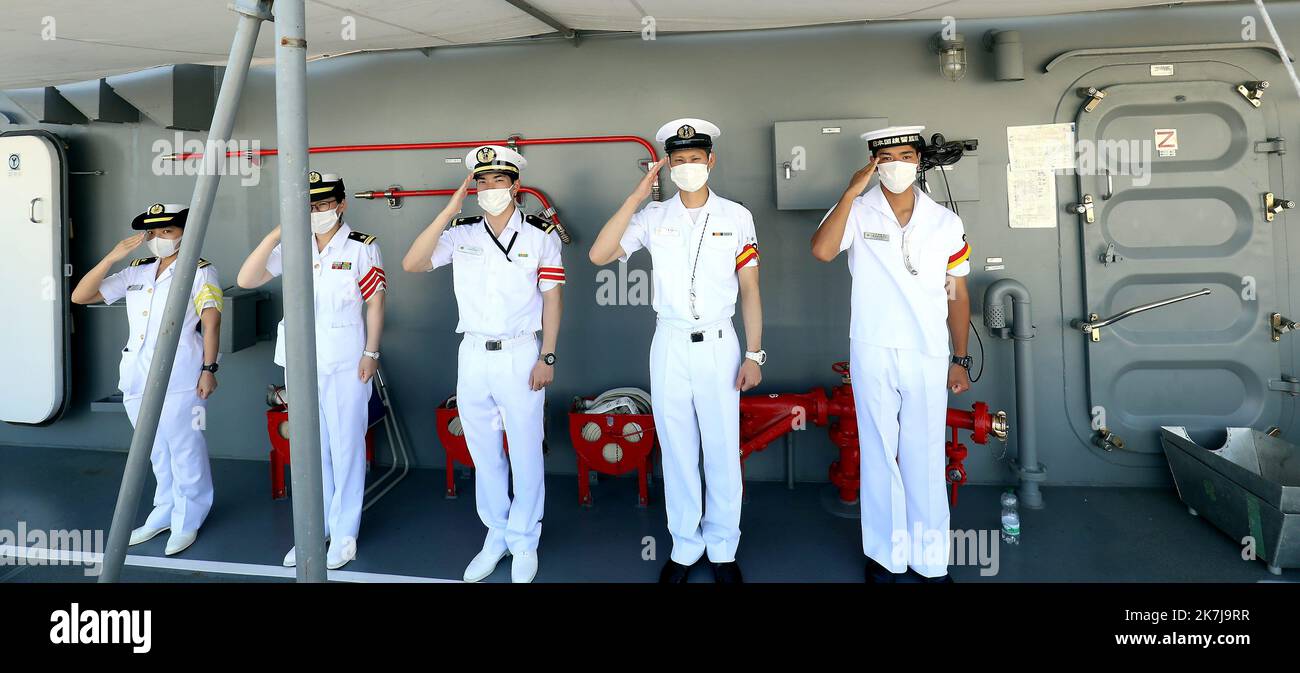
[1007,165,1058,229]
[1007,123,1076,172]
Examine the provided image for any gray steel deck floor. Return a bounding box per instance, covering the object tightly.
[0,444,1290,583]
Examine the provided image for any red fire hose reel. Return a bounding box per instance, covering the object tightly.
[567,399,658,507]
[739,362,1008,506]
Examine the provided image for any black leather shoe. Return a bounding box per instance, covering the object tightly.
[659,560,693,583]
[917,573,954,584]
[711,561,744,583]
[864,558,899,584]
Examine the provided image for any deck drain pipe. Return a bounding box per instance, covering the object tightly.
[983,278,1046,509]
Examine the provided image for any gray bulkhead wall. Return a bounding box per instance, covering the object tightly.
[0,2,1296,488]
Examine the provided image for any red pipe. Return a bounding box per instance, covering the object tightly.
[354,186,567,242]
[165,134,659,162]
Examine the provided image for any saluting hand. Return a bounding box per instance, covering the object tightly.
[448,173,473,213]
[629,158,667,203]
[107,233,146,263]
[735,360,762,392]
[845,158,879,197]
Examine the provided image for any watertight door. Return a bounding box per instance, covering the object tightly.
[1073,78,1282,454]
[0,131,69,424]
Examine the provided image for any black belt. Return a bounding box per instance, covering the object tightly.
[690,329,723,343]
[485,340,504,351]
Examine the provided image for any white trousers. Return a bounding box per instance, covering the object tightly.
[124,389,213,534]
[313,368,371,542]
[850,340,951,578]
[456,334,546,554]
[650,320,743,565]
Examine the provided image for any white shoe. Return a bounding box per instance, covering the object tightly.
[128,524,169,546]
[511,550,538,584]
[164,530,197,556]
[327,537,355,570]
[282,546,296,568]
[463,544,509,583]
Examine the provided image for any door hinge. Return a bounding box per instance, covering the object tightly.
[1265,193,1295,222]
[1237,80,1269,107]
[1078,87,1107,113]
[1255,137,1286,155]
[1269,375,1300,396]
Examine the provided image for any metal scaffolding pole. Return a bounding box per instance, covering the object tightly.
[99,0,273,583]
[275,0,329,582]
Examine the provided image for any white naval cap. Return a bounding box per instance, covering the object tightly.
[656,118,721,153]
[465,145,527,177]
[860,125,926,154]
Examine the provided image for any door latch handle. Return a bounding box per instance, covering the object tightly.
[29,197,41,223]
[1265,192,1294,222]
[782,162,792,180]
[1099,243,1124,266]
[1237,80,1269,107]
[1068,194,1095,224]
[1271,313,1299,342]
[1072,288,1211,342]
[1078,86,1107,112]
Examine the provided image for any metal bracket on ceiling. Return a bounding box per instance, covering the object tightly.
[501,0,581,46]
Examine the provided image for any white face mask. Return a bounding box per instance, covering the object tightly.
[310,208,339,235]
[670,163,710,193]
[477,187,514,216]
[877,160,919,194]
[147,234,180,258]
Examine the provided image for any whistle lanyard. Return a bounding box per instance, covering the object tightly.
[688,214,710,320]
[485,221,518,262]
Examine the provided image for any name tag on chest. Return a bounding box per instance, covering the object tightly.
[457,244,483,256]
[127,284,145,291]
[863,231,891,242]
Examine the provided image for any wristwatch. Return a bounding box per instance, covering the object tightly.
[201,363,219,373]
[363,350,381,361]
[540,352,557,366]
[745,350,767,366]
[951,354,972,370]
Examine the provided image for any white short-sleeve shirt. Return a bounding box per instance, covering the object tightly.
[266,222,386,374]
[429,209,565,338]
[100,257,224,400]
[618,191,759,329]
[826,184,970,357]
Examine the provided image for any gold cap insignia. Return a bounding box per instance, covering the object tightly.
[308,171,322,183]
[148,203,164,215]
[476,147,497,164]
[678,125,695,139]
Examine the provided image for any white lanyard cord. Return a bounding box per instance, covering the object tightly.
[688,213,711,320]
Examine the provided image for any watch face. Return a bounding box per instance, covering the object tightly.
[544,353,556,365]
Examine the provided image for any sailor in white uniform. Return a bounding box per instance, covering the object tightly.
[810,126,972,583]
[588,119,765,583]
[237,171,386,571]
[71,203,223,557]
[402,145,564,584]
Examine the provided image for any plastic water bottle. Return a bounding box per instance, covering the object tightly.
[1000,491,1020,545]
